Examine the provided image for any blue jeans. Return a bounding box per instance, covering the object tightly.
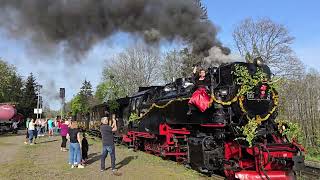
[100,145,116,170]
[69,143,81,165]
[37,126,41,136]
[28,130,34,143]
[41,126,46,134]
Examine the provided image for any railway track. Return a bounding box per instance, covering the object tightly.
[297,161,320,179]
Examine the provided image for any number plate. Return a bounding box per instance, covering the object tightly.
[246,92,270,100]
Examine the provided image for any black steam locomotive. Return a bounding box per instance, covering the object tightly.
[88,61,305,179]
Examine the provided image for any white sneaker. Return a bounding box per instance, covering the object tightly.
[78,164,85,168]
[71,165,75,168]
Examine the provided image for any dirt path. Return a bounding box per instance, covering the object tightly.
[0,135,25,164]
[0,135,214,180]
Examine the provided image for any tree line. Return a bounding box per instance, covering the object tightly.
[0,59,39,118]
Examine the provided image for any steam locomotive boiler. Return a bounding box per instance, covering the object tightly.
[89,61,305,180]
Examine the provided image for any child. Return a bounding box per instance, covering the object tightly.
[81,132,89,164]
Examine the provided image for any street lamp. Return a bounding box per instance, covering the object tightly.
[36,84,43,119]
[60,88,65,119]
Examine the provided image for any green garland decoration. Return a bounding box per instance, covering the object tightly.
[241,118,259,147]
[129,112,140,122]
[232,64,279,147]
[231,64,269,96]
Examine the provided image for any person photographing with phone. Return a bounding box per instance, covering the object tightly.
[100,114,121,176]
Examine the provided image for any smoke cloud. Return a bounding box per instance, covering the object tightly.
[0,0,229,61]
[204,47,240,66]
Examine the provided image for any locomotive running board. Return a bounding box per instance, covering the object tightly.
[200,123,225,127]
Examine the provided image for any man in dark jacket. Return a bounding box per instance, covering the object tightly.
[100,115,121,176]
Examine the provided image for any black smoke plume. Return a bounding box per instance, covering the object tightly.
[0,0,229,60]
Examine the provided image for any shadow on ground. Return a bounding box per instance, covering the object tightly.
[105,155,138,170]
[86,153,101,165]
[36,139,58,144]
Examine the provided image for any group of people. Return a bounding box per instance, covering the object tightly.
[63,113,120,175]
[21,113,121,175]
[65,120,88,169]
[24,117,60,145]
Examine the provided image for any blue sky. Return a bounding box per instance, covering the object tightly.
[203,0,320,69]
[0,0,319,110]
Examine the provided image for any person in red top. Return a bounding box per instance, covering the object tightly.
[60,119,69,152]
[57,118,62,134]
[187,66,211,115]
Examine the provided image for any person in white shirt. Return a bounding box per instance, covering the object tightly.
[28,119,36,145]
[35,119,42,138]
[12,121,19,134]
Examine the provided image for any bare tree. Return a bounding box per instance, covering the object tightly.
[161,50,184,83]
[102,44,161,96]
[276,55,305,78]
[194,0,208,20]
[278,69,320,150]
[233,18,302,76]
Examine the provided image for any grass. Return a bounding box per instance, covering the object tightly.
[306,154,320,162]
[305,146,320,162]
[0,135,213,180]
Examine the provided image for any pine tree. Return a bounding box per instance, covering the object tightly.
[21,73,38,118]
[71,80,94,116]
[80,80,93,97]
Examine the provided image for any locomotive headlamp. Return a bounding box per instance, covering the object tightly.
[183,82,194,88]
[164,87,175,92]
[208,67,218,74]
[220,89,228,96]
[254,57,264,66]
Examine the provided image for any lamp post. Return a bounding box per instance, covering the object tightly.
[60,88,65,119]
[39,96,43,120]
[36,85,43,119]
